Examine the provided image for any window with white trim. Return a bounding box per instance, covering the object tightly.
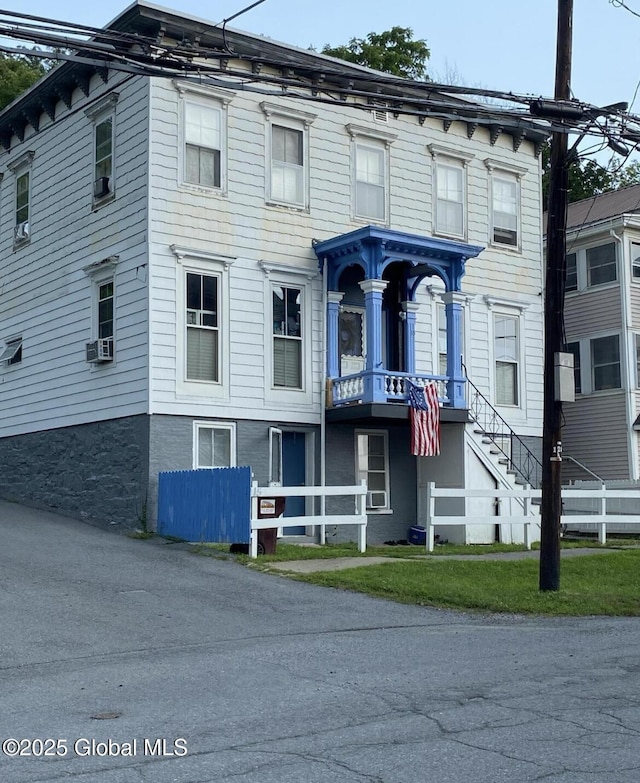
[355,141,386,221]
[586,243,617,286]
[7,150,34,246]
[175,82,234,193]
[186,271,220,382]
[0,336,22,366]
[636,334,640,388]
[185,101,221,188]
[84,94,119,206]
[564,242,618,291]
[272,285,302,388]
[435,160,464,238]
[591,334,621,391]
[632,243,640,281]
[356,430,390,511]
[494,313,519,405]
[270,124,304,206]
[491,173,519,247]
[194,422,236,469]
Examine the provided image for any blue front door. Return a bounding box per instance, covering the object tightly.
[282,432,306,535]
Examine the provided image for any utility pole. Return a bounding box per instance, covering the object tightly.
[539,0,573,591]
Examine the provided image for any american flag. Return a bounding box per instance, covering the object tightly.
[408,382,441,457]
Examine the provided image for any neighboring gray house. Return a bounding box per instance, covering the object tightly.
[559,184,640,483]
[0,1,548,544]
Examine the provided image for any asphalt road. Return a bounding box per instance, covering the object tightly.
[1,500,639,783]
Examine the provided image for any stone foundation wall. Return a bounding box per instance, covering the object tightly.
[0,416,150,527]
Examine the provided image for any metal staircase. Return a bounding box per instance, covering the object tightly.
[465,372,543,489]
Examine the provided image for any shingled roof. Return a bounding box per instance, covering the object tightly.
[565,183,640,231]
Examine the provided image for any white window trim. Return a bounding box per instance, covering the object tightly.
[260,261,315,406]
[565,340,582,396]
[589,331,623,394]
[175,81,235,196]
[355,429,391,514]
[487,303,526,411]
[429,145,473,241]
[261,102,316,211]
[8,150,35,248]
[172,245,234,400]
[83,255,119,367]
[346,124,396,225]
[85,93,119,209]
[631,241,640,284]
[567,241,619,293]
[484,160,525,252]
[192,421,237,469]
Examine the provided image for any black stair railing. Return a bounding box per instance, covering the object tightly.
[464,369,543,489]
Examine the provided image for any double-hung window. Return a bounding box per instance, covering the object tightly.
[591,335,621,391]
[486,160,524,249]
[356,143,385,220]
[261,102,315,209]
[85,93,119,206]
[186,272,220,382]
[429,147,472,239]
[98,281,114,357]
[271,125,303,205]
[586,243,617,286]
[194,422,236,469]
[494,313,519,405]
[272,285,302,388]
[176,82,235,193]
[8,150,35,246]
[347,124,396,223]
[185,102,221,188]
[436,162,464,237]
[356,431,390,511]
[492,175,518,246]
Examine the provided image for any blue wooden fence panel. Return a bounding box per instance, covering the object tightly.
[157,466,251,543]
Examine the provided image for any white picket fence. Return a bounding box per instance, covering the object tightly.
[425,482,640,552]
[250,481,367,558]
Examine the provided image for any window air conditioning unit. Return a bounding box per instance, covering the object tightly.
[367,490,388,509]
[86,338,113,362]
[94,176,111,199]
[14,221,30,241]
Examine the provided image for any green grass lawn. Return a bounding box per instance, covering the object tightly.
[296,550,640,616]
[192,539,640,615]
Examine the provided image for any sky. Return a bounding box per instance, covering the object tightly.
[8,0,640,114]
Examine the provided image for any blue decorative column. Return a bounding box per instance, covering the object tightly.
[442,291,467,408]
[326,291,344,378]
[401,301,420,375]
[359,279,388,403]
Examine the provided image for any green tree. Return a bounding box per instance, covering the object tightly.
[0,53,47,112]
[322,27,430,80]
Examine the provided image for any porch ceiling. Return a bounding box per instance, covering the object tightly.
[326,403,470,424]
[313,225,484,292]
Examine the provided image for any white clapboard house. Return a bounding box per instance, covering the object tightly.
[0,1,548,544]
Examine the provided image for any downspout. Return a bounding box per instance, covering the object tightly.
[610,226,638,480]
[319,258,328,538]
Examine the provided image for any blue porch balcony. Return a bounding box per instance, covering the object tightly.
[313,225,484,418]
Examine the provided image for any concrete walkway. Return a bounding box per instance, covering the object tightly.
[265,546,623,573]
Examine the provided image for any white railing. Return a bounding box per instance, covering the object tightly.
[250,481,367,558]
[332,375,364,403]
[384,373,447,401]
[424,483,640,552]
